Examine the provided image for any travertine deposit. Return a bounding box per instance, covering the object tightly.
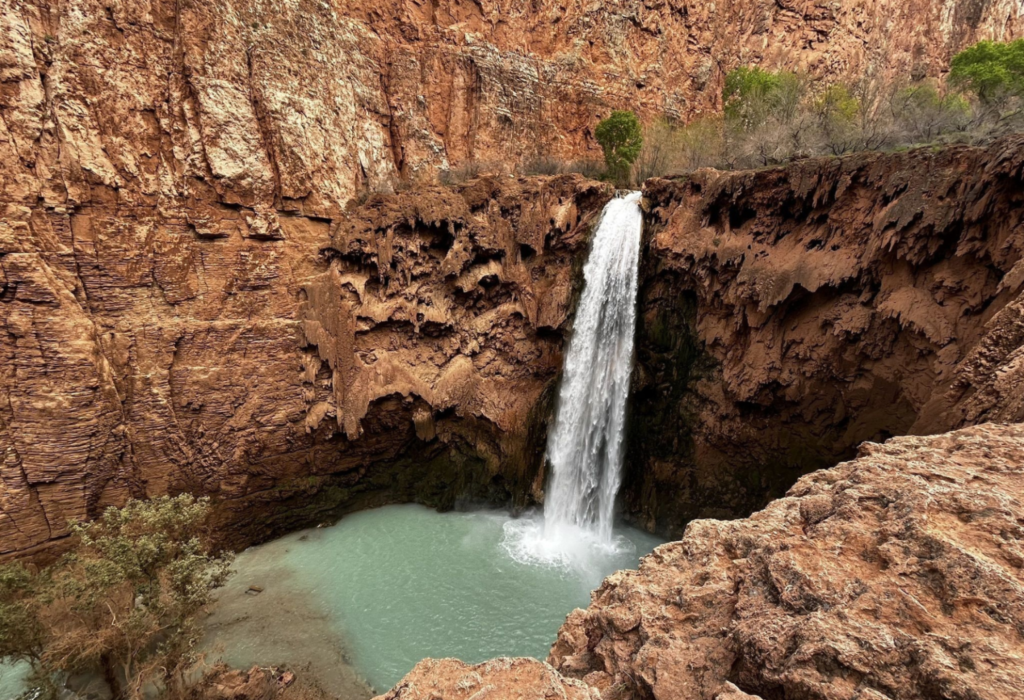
[3,0,1024,555]
[628,137,1024,534]
[0,174,610,555]
[375,658,598,700]
[379,424,1024,700]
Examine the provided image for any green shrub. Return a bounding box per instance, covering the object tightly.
[0,496,232,700]
[949,39,1024,103]
[891,84,971,141]
[595,111,643,186]
[724,66,803,128]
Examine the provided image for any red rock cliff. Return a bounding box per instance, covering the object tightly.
[627,137,1024,535]
[0,173,610,556]
[2,0,1022,213]
[3,0,1024,553]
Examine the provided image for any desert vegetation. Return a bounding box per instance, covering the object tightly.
[444,38,1024,188]
[0,496,232,700]
[633,39,1024,180]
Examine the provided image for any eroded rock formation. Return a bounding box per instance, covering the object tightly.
[4,0,1024,555]
[379,424,1024,700]
[627,137,1024,535]
[0,174,610,556]
[551,423,1024,700]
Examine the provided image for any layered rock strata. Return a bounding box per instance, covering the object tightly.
[2,0,1022,213]
[0,174,610,556]
[4,0,1024,555]
[627,137,1024,535]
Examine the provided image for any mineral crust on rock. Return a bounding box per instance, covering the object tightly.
[550,423,1024,700]
[0,174,610,555]
[376,424,1024,700]
[373,657,598,700]
[628,137,1024,534]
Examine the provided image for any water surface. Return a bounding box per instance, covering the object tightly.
[210,504,662,693]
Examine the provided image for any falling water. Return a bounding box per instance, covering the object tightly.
[502,191,644,567]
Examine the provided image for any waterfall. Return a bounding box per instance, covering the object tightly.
[502,191,644,567]
[543,191,643,541]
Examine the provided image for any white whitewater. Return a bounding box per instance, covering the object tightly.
[502,191,644,569]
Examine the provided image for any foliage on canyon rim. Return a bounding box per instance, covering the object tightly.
[634,39,1024,178]
[0,495,232,700]
[595,111,643,186]
[949,38,1024,103]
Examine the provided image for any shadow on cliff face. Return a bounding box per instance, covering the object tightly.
[623,136,1024,537]
[216,390,557,549]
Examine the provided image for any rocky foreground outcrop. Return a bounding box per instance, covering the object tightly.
[627,137,1024,535]
[0,174,610,555]
[552,423,1024,700]
[383,423,1024,700]
[376,658,598,700]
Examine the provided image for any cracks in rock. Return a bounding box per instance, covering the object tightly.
[68,212,94,310]
[245,46,283,205]
[379,60,405,178]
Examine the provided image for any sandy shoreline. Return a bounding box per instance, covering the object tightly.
[200,537,374,700]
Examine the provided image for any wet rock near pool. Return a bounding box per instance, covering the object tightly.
[548,423,1024,700]
[0,172,611,556]
[3,0,1023,560]
[378,423,1024,700]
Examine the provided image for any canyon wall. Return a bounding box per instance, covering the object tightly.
[626,137,1024,535]
[3,0,1024,555]
[0,173,610,556]
[3,0,1023,215]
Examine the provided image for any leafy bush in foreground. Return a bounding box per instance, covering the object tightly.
[0,496,232,700]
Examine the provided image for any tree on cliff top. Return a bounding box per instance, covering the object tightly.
[723,66,803,129]
[0,495,232,700]
[949,38,1024,104]
[595,111,643,186]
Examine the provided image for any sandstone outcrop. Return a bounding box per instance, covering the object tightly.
[3,0,1023,555]
[627,137,1024,535]
[550,423,1024,700]
[374,657,598,700]
[0,174,610,556]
